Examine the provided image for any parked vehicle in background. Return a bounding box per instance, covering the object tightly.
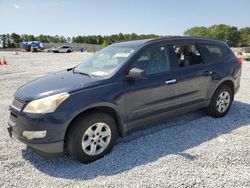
[52,45,73,53]
[43,48,52,53]
[242,47,250,61]
[20,41,44,52]
[8,37,242,163]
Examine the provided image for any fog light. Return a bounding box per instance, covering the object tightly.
[22,131,47,140]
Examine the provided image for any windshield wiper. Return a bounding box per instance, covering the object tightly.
[73,68,93,78]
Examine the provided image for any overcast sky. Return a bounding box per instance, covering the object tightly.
[1,0,250,37]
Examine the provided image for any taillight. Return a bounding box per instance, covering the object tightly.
[237,58,243,65]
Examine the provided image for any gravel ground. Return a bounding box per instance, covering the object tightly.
[0,51,249,188]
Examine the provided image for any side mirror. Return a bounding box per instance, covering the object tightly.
[126,68,147,80]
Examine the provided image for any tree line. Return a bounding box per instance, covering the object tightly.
[0,24,249,48]
[0,33,162,48]
[0,33,161,48]
[0,33,69,48]
[72,33,162,47]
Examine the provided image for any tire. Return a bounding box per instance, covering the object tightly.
[207,85,233,117]
[67,50,71,53]
[66,112,118,163]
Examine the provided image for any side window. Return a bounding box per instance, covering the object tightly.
[172,45,203,68]
[131,45,171,75]
[198,44,229,63]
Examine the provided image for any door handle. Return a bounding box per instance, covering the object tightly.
[165,79,176,84]
[203,71,213,76]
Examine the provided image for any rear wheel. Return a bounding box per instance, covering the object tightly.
[66,112,118,163]
[207,85,233,117]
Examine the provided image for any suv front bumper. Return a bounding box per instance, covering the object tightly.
[7,108,66,157]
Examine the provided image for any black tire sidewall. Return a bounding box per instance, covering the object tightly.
[208,85,233,117]
[67,113,118,163]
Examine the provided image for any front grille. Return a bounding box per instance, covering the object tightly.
[11,98,24,111]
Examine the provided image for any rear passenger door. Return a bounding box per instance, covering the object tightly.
[169,43,211,107]
[197,43,233,96]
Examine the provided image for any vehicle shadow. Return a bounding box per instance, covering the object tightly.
[22,100,250,180]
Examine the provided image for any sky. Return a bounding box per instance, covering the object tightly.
[0,0,250,37]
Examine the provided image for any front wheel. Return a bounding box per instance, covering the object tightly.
[207,85,233,117]
[66,112,118,163]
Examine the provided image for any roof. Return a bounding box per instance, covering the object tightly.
[110,39,153,47]
[110,36,226,47]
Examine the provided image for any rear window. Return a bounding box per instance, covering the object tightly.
[198,43,230,63]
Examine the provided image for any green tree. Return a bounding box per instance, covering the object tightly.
[208,25,240,46]
[6,34,15,48]
[101,40,108,48]
[21,34,36,41]
[118,33,124,41]
[208,24,228,40]
[72,36,83,43]
[239,27,250,47]
[184,26,210,37]
[96,35,103,44]
[0,34,7,48]
[184,24,241,47]
[66,37,71,43]
[36,34,49,42]
[130,33,138,40]
[11,33,21,45]
[72,33,162,45]
[225,26,239,47]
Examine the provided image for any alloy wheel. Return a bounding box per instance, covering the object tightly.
[81,122,111,156]
[216,91,230,113]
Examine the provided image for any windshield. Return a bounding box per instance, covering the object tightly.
[74,46,136,77]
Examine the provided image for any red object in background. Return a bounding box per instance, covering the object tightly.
[0,57,8,65]
[237,58,243,65]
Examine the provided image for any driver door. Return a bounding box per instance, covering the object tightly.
[123,44,178,126]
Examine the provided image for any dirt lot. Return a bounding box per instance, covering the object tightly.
[0,51,249,187]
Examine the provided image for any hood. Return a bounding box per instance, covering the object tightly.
[15,69,100,101]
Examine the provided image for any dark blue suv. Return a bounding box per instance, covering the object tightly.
[8,37,242,163]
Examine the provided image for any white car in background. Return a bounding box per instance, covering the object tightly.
[52,45,73,53]
[242,47,250,61]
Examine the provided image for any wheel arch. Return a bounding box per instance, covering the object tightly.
[210,79,235,100]
[64,104,125,149]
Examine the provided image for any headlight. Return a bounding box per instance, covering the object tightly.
[23,92,70,114]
